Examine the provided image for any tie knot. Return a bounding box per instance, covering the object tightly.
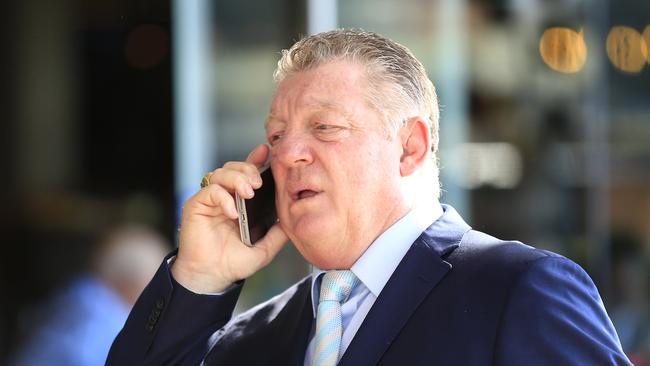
[319,270,359,303]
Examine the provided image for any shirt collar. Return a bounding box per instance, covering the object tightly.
[309,202,443,316]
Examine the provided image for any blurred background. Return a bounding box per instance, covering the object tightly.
[1,0,649,364]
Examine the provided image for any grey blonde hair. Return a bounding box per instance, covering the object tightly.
[274,29,440,155]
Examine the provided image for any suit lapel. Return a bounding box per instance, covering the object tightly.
[283,286,314,366]
[265,278,314,366]
[202,277,314,366]
[339,205,470,365]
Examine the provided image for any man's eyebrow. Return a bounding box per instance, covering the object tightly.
[264,101,356,128]
[264,114,284,129]
[305,101,355,123]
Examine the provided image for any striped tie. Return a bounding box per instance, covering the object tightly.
[312,270,360,366]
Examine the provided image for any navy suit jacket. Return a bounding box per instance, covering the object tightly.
[107,205,631,365]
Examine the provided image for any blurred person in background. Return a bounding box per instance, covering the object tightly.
[108,29,631,365]
[9,225,169,366]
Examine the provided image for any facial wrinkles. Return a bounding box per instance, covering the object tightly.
[269,96,359,149]
[290,64,362,117]
[284,77,317,119]
[324,151,399,269]
[266,101,303,148]
[271,61,405,268]
[267,77,305,129]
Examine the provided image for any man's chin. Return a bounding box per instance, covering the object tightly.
[286,211,332,234]
[290,226,327,248]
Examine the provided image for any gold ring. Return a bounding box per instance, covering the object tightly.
[200,172,213,188]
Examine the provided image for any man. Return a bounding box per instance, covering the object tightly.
[10,225,169,366]
[107,29,631,365]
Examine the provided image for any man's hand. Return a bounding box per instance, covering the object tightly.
[172,144,288,293]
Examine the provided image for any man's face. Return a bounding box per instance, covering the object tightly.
[266,60,409,269]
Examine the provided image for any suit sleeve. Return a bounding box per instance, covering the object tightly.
[493,255,632,366]
[105,251,243,366]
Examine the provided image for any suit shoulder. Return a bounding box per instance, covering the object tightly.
[443,229,587,294]
[452,229,566,267]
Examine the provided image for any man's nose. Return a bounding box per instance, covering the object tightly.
[273,130,314,167]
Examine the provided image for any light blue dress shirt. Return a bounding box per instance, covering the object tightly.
[10,276,130,366]
[304,203,443,365]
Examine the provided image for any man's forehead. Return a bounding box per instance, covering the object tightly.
[265,100,355,128]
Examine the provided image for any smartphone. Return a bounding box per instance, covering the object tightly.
[235,165,277,246]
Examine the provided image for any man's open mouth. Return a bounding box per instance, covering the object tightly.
[297,190,318,200]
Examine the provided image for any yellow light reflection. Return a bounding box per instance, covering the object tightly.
[606,26,648,73]
[643,26,650,63]
[539,27,588,73]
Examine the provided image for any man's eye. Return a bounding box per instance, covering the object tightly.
[269,133,283,144]
[313,123,350,141]
[315,124,341,132]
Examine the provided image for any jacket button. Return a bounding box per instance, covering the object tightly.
[149,313,158,324]
[156,297,165,310]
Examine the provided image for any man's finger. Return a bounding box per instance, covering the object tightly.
[246,144,269,168]
[188,184,239,219]
[254,223,289,266]
[208,169,256,199]
[205,184,239,219]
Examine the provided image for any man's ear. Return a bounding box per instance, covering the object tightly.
[399,117,430,177]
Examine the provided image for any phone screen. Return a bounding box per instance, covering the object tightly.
[235,166,277,246]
